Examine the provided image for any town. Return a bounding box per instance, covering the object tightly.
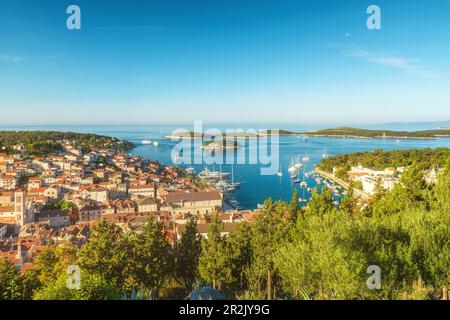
[0,138,256,272]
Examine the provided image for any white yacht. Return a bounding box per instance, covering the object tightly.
[186,167,196,175]
[153,141,159,147]
[142,140,152,144]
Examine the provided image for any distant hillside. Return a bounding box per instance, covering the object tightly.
[300,127,450,139]
[0,131,134,155]
[318,147,450,173]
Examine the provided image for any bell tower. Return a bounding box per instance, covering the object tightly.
[14,189,26,226]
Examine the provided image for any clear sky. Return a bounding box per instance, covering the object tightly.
[0,0,449,125]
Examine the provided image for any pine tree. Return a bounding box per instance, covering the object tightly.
[289,188,299,221]
[226,222,252,290]
[78,220,131,289]
[250,199,291,300]
[198,213,232,290]
[130,219,173,298]
[0,258,21,300]
[174,219,201,292]
[306,187,335,216]
[340,182,358,214]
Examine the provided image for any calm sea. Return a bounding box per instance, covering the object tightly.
[2,123,449,209]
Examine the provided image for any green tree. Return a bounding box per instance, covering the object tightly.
[78,221,131,289]
[130,219,173,298]
[174,219,201,292]
[198,213,233,290]
[432,161,450,212]
[34,272,121,300]
[289,188,299,221]
[250,199,291,300]
[275,210,365,299]
[19,269,41,300]
[340,182,359,215]
[0,258,21,300]
[226,222,252,291]
[306,187,335,217]
[34,246,59,285]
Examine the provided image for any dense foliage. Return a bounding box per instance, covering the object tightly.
[319,147,450,172]
[0,131,134,155]
[302,127,450,138]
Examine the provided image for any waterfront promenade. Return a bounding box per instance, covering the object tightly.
[314,167,371,201]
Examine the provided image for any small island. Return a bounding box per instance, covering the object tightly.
[202,140,242,151]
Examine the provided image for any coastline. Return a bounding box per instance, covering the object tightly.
[314,167,371,200]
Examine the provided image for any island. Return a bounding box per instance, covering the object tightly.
[202,140,242,151]
[261,127,450,140]
[165,131,261,140]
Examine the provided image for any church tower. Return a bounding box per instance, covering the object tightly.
[14,189,26,226]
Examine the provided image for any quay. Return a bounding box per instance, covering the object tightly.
[314,167,371,200]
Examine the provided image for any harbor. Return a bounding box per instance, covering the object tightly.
[189,165,242,210]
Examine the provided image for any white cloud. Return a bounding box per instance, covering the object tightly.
[0,54,24,63]
[347,49,442,79]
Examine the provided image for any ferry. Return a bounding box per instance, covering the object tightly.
[142,140,152,144]
[198,167,229,180]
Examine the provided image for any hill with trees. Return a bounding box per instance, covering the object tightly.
[0,131,134,156]
[318,147,450,173]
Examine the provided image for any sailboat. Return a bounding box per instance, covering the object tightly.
[302,151,310,162]
[288,155,304,173]
[276,163,283,176]
[322,148,329,159]
[229,165,240,189]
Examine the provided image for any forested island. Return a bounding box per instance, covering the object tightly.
[262,127,450,139]
[202,140,242,150]
[302,127,450,139]
[0,131,134,156]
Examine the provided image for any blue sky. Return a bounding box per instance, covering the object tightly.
[0,0,449,125]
